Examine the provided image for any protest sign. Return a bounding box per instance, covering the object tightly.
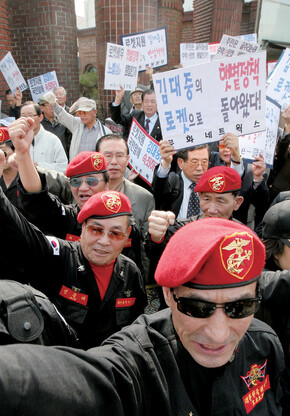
[237,33,257,43]
[239,96,281,168]
[121,27,168,72]
[104,43,139,91]
[153,50,266,150]
[127,118,161,185]
[267,60,278,77]
[266,48,290,110]
[0,117,15,126]
[180,43,210,67]
[0,52,28,94]
[213,35,259,60]
[28,71,59,103]
[209,42,219,61]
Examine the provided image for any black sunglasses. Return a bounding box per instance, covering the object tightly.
[69,177,103,188]
[172,292,261,319]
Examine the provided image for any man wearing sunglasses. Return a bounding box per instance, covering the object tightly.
[0,218,283,415]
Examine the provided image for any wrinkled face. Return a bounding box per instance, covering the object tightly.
[70,173,106,209]
[20,104,43,135]
[163,283,256,368]
[142,92,157,118]
[0,143,14,171]
[81,216,130,265]
[77,109,97,129]
[98,139,129,182]
[41,103,54,120]
[199,192,243,219]
[274,243,290,270]
[6,93,16,108]
[178,148,209,183]
[219,141,231,164]
[54,89,66,107]
[130,91,142,107]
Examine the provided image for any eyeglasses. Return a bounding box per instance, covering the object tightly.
[76,110,90,116]
[21,114,39,118]
[69,177,103,187]
[186,159,208,169]
[172,292,261,319]
[85,225,128,241]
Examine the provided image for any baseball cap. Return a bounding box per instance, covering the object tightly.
[155,217,265,289]
[130,87,144,96]
[195,166,241,194]
[39,97,49,105]
[76,97,96,112]
[262,200,290,247]
[77,191,132,223]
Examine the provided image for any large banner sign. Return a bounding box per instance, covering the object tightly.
[120,28,168,72]
[180,43,210,67]
[153,51,267,150]
[266,48,290,110]
[104,43,139,91]
[127,118,161,185]
[28,71,59,102]
[239,97,281,168]
[0,52,28,93]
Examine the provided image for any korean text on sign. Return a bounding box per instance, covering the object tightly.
[120,27,168,72]
[28,71,59,103]
[266,48,290,110]
[127,118,161,185]
[104,43,139,91]
[0,52,28,94]
[153,51,266,150]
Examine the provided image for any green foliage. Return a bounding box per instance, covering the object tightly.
[79,71,98,101]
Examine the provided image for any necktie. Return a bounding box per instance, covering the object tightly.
[145,118,150,133]
[187,182,200,217]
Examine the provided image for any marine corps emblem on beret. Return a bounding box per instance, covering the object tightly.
[0,130,5,143]
[91,153,104,171]
[220,232,254,279]
[208,174,225,192]
[101,192,121,214]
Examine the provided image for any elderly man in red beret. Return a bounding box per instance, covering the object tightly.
[0,219,283,415]
[0,171,147,349]
[8,117,144,275]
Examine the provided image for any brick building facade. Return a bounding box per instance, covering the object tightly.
[0,0,258,118]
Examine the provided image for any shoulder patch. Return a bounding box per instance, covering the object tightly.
[46,236,60,256]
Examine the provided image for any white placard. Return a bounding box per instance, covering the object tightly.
[104,43,139,91]
[180,43,210,67]
[213,35,259,60]
[28,71,59,103]
[121,28,168,72]
[267,60,278,77]
[0,117,15,126]
[237,33,257,43]
[209,42,219,61]
[266,48,290,110]
[0,52,28,94]
[127,118,161,185]
[239,97,281,168]
[153,51,266,150]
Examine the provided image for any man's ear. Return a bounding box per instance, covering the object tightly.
[177,158,184,171]
[162,287,172,307]
[233,195,244,211]
[127,226,132,237]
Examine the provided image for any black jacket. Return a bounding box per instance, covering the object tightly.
[0,309,284,415]
[0,186,147,349]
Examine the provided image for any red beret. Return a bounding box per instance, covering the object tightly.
[65,151,107,178]
[155,218,265,289]
[195,166,241,193]
[0,127,11,144]
[77,191,132,223]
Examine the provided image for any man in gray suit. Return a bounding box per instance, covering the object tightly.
[96,134,156,308]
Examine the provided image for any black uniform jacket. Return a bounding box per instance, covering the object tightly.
[0,187,147,349]
[0,309,284,415]
[18,173,145,277]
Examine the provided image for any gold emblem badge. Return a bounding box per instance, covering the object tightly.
[101,192,121,214]
[208,174,225,192]
[0,130,5,143]
[220,232,254,279]
[241,360,267,389]
[91,153,103,171]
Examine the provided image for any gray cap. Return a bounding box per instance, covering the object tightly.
[262,199,290,247]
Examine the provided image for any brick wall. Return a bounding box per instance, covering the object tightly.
[241,0,257,36]
[6,0,80,107]
[78,28,97,73]
[182,11,193,43]
[158,0,184,67]
[0,0,12,115]
[192,0,214,42]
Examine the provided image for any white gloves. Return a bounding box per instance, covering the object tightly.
[42,92,57,106]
